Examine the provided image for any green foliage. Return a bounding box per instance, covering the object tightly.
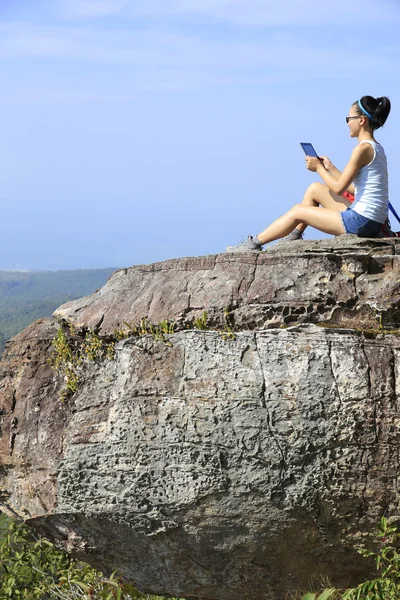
[115,308,237,343]
[83,330,104,361]
[301,590,336,600]
[49,316,179,401]
[82,329,116,362]
[0,518,70,599]
[49,306,239,402]
[192,311,208,330]
[301,517,400,600]
[48,327,116,401]
[114,318,175,346]
[191,308,235,339]
[341,516,400,599]
[49,328,82,401]
[158,320,175,335]
[221,307,235,340]
[0,515,185,600]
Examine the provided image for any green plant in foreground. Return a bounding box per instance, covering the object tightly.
[0,518,131,598]
[0,516,185,599]
[301,589,336,600]
[302,517,400,600]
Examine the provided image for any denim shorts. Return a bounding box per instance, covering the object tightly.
[340,207,383,237]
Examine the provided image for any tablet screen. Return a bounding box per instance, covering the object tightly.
[300,143,318,157]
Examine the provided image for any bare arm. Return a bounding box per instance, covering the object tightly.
[306,144,373,196]
[319,157,355,195]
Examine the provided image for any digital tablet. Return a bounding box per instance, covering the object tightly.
[300,142,319,158]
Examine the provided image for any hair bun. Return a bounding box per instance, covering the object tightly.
[355,95,391,130]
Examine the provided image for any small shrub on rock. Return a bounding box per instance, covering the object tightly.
[302,516,400,600]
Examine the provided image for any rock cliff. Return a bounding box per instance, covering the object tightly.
[1,236,400,600]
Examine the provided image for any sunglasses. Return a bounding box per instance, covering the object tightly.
[346,116,361,123]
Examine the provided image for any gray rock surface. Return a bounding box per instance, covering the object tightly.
[54,236,400,335]
[1,237,400,599]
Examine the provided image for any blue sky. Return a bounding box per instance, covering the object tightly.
[1,0,400,269]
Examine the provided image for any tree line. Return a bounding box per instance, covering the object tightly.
[0,268,116,354]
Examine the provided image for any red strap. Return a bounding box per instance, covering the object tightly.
[342,191,355,202]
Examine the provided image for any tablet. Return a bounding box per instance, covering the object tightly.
[300,143,319,158]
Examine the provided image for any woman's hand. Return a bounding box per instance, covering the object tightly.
[318,156,334,171]
[305,156,321,172]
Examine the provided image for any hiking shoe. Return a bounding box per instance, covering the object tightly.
[273,232,304,246]
[225,235,262,253]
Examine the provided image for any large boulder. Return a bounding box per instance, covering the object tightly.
[1,236,400,600]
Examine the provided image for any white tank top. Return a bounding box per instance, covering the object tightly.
[352,140,388,224]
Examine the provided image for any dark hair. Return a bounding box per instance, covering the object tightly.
[353,95,391,130]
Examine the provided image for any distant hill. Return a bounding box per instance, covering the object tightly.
[0,268,117,354]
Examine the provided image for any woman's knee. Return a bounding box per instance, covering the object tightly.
[288,204,304,218]
[304,181,325,199]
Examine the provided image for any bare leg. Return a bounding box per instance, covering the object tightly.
[226,183,350,253]
[257,204,345,245]
[295,182,351,234]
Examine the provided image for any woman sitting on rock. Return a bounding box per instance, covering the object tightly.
[226,95,391,253]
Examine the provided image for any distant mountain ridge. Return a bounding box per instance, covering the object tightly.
[0,268,117,353]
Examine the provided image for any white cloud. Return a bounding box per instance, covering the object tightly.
[0,16,398,95]
[0,22,391,97]
[57,0,400,25]
[0,22,383,72]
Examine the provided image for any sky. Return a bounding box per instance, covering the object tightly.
[1,0,400,270]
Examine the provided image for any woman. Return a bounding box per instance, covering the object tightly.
[226,96,391,252]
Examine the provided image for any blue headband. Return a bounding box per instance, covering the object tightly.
[358,99,374,120]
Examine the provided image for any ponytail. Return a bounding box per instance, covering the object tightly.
[354,95,391,130]
[374,97,391,129]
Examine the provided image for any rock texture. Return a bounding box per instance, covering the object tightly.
[1,236,400,600]
[54,236,400,335]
